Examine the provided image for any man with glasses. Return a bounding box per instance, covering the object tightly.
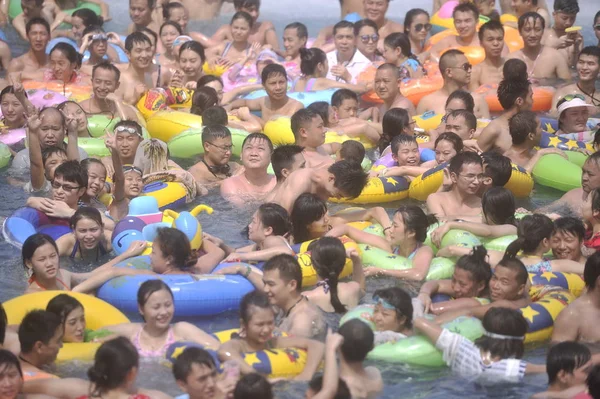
[426,152,485,218]
[430,3,482,59]
[542,0,582,67]
[469,20,507,91]
[507,12,571,82]
[188,125,241,186]
[551,46,600,117]
[325,20,371,84]
[417,49,490,118]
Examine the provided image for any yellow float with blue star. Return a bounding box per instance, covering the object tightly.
[330,176,409,204]
[521,285,575,343]
[529,271,585,298]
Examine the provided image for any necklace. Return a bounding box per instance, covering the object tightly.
[19,355,37,367]
[284,296,306,318]
[577,83,600,106]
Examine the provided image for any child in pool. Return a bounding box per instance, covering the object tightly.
[78,26,123,73]
[382,32,425,80]
[103,280,218,357]
[421,131,464,169]
[583,187,600,252]
[337,140,365,164]
[307,101,381,145]
[417,245,492,315]
[217,290,325,381]
[56,207,112,261]
[56,101,89,138]
[331,89,384,140]
[370,287,415,345]
[79,158,109,207]
[378,107,416,156]
[415,307,545,384]
[372,135,428,181]
[46,294,87,343]
[22,233,145,294]
[327,205,436,281]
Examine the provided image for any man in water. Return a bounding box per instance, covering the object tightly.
[373,63,415,118]
[479,151,513,195]
[188,125,242,187]
[427,152,484,218]
[551,217,587,263]
[507,12,571,82]
[417,49,490,118]
[115,32,157,106]
[551,252,600,344]
[220,133,276,207]
[262,255,326,340]
[179,0,227,20]
[510,0,551,27]
[18,311,63,378]
[361,0,404,44]
[8,18,50,79]
[127,0,159,34]
[503,110,566,174]
[11,0,53,41]
[325,20,371,84]
[266,145,306,202]
[542,0,582,67]
[551,47,600,117]
[291,109,336,168]
[100,121,144,180]
[227,64,303,124]
[430,3,483,58]
[469,20,507,90]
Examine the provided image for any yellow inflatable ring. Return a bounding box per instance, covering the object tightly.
[145,110,203,143]
[522,286,574,343]
[4,291,129,362]
[329,176,410,204]
[140,181,188,211]
[528,271,585,298]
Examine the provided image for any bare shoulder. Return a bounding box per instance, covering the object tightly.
[7,56,24,73]
[220,175,239,195]
[506,50,522,60]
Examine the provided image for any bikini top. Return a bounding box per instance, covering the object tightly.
[132,326,175,357]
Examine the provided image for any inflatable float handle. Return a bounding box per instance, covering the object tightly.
[190,204,214,217]
[163,209,180,220]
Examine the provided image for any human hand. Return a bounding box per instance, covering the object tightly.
[430,223,450,247]
[124,240,147,257]
[224,253,245,262]
[330,64,349,81]
[203,232,224,247]
[248,42,261,59]
[46,200,76,219]
[539,147,567,159]
[345,247,359,259]
[62,112,78,135]
[26,112,42,132]
[169,70,184,88]
[101,158,115,179]
[235,106,251,120]
[364,267,385,277]
[184,81,197,90]
[325,224,347,238]
[106,32,121,45]
[416,292,432,314]
[8,73,23,94]
[104,129,117,151]
[213,265,243,275]
[325,328,344,351]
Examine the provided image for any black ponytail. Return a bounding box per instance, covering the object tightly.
[505,214,555,257]
[307,237,347,314]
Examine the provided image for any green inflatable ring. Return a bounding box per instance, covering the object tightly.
[340,305,484,366]
[423,225,482,254]
[73,123,150,158]
[565,150,588,168]
[87,114,120,138]
[358,243,455,280]
[9,0,101,21]
[481,235,518,252]
[167,127,249,159]
[0,143,11,169]
[532,154,582,192]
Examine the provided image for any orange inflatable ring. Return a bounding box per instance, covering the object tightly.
[475,84,554,112]
[23,80,92,103]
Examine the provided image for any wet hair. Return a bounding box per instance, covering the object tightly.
[328,160,369,199]
[291,108,320,138]
[384,32,418,63]
[509,110,538,145]
[18,310,62,353]
[197,74,224,88]
[393,205,437,243]
[553,0,579,14]
[587,364,600,399]
[159,20,183,37]
[307,101,330,127]
[584,252,600,290]
[191,86,219,116]
[447,109,477,131]
[0,350,22,378]
[0,85,28,103]
[503,58,528,81]
[272,144,304,181]
[54,160,88,189]
[331,88,358,108]
[137,279,174,309]
[46,294,83,327]
[72,8,104,28]
[307,237,348,313]
[201,124,231,144]
[353,19,378,37]
[338,319,374,362]
[92,60,121,81]
[291,193,328,244]
[445,90,475,113]
[309,375,351,399]
[453,2,479,20]
[474,308,527,359]
[42,146,67,166]
[261,63,287,83]
[254,203,292,237]
[179,40,206,64]
[284,22,308,39]
[333,20,354,36]
[26,17,50,35]
[299,47,327,76]
[114,120,143,137]
[547,341,591,384]
[481,151,512,187]
[234,373,273,399]
[404,8,429,34]
[242,132,273,152]
[263,254,302,293]
[155,227,198,270]
[172,347,216,382]
[234,0,260,9]
[240,290,272,325]
[22,233,59,272]
[201,107,228,126]
[340,140,365,164]
[372,286,413,328]
[518,11,546,31]
[554,217,586,241]
[497,78,530,111]
[478,19,504,41]
[439,49,465,76]
[482,187,516,225]
[380,107,411,153]
[124,31,152,52]
[435,132,464,154]
[81,24,105,39]
[88,337,139,396]
[455,246,492,294]
[162,2,185,21]
[231,11,253,29]
[49,42,83,69]
[505,214,555,258]
[0,304,6,345]
[579,46,600,64]
[69,206,104,231]
[448,151,482,176]
[391,134,418,156]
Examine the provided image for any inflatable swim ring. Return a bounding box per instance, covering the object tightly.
[529,271,585,298]
[167,127,249,159]
[97,256,255,317]
[4,291,129,361]
[329,175,410,204]
[9,0,101,20]
[0,142,11,169]
[146,111,204,143]
[540,117,600,135]
[532,154,581,192]
[136,87,195,120]
[476,84,554,112]
[0,128,26,149]
[242,88,338,109]
[428,26,523,53]
[2,207,71,249]
[23,81,92,103]
[359,67,444,106]
[523,285,574,343]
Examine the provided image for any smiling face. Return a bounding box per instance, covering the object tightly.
[243,306,275,346]
[231,17,251,42]
[551,230,582,261]
[51,176,85,208]
[560,107,590,133]
[50,50,76,83]
[357,25,378,59]
[74,217,103,252]
[116,132,142,161]
[61,102,87,133]
[394,142,419,166]
[283,27,306,58]
[128,41,153,69]
[123,169,143,198]
[333,27,356,57]
[241,138,271,170]
[179,49,203,78]
[520,17,544,47]
[44,151,67,181]
[92,68,119,99]
[0,93,25,127]
[139,288,174,329]
[577,54,600,82]
[0,363,22,399]
[262,269,295,306]
[363,0,388,22]
[435,139,458,164]
[453,10,477,38]
[489,265,523,302]
[451,162,483,196]
[374,68,398,101]
[372,303,404,332]
[129,0,152,26]
[63,306,86,343]
[26,243,60,282]
[27,23,50,52]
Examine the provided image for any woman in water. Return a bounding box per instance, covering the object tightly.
[103,280,218,357]
[45,43,89,85]
[56,101,90,137]
[78,26,123,74]
[403,9,431,61]
[379,107,415,155]
[0,86,28,152]
[218,290,324,380]
[421,131,464,168]
[157,21,183,68]
[197,75,262,106]
[56,207,112,261]
[22,233,145,293]
[51,8,102,41]
[46,294,86,343]
[370,286,415,344]
[206,12,255,65]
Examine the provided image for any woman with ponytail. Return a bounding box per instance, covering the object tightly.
[382,32,425,80]
[303,237,365,314]
[291,48,369,93]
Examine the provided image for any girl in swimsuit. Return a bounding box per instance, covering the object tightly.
[420,131,463,169]
[102,280,218,358]
[22,233,145,294]
[46,294,86,343]
[0,86,27,151]
[370,286,415,345]
[291,48,369,93]
[418,245,492,316]
[80,158,109,206]
[170,41,206,89]
[56,101,90,138]
[217,290,325,380]
[56,207,112,261]
[78,26,122,75]
[326,205,436,281]
[382,32,425,80]
[206,12,254,65]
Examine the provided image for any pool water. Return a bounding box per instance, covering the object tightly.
[0,0,599,396]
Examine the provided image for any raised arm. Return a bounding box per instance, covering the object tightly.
[326,224,392,252]
[218,340,257,375]
[26,112,46,191]
[312,330,344,399]
[175,321,220,349]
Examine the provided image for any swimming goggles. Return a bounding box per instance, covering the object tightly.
[373,295,396,310]
[173,35,193,47]
[556,93,585,108]
[483,331,525,341]
[114,125,143,137]
[123,165,143,175]
[91,33,108,42]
